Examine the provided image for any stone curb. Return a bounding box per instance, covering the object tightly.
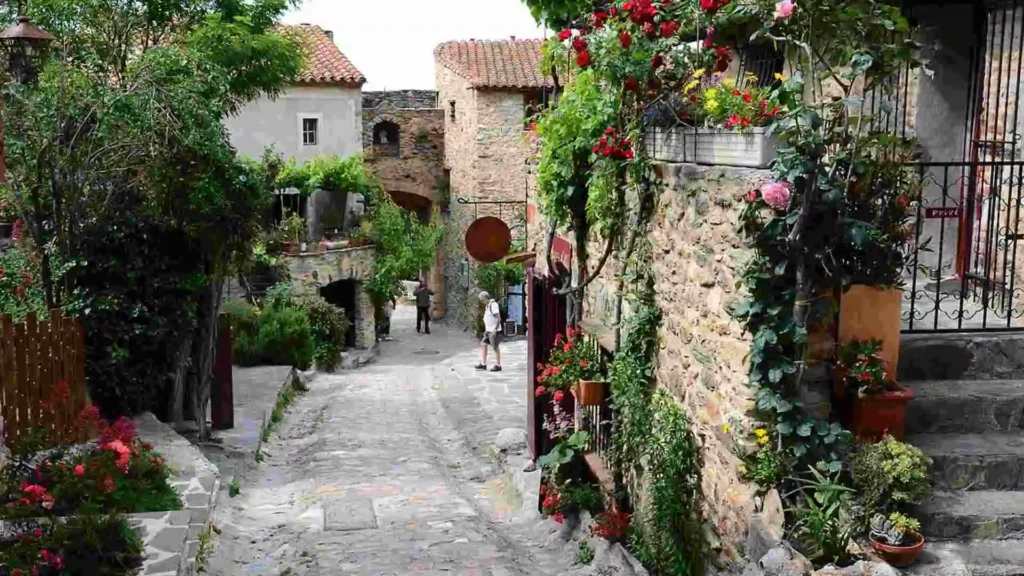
[134,414,221,576]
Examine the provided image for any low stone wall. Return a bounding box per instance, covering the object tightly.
[284,246,377,349]
[134,413,219,576]
[579,162,769,564]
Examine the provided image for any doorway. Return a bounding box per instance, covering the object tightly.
[321,279,358,349]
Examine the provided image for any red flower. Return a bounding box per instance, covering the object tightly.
[535,386,547,397]
[624,76,639,91]
[703,35,715,49]
[580,360,589,368]
[102,475,116,494]
[732,88,741,96]
[747,190,759,201]
[857,371,873,382]
[897,195,910,207]
[573,37,588,52]
[700,0,720,12]
[592,11,608,28]
[553,391,564,402]
[660,21,680,38]
[651,54,664,69]
[15,286,23,297]
[553,512,565,524]
[0,268,5,279]
[21,273,31,287]
[618,30,632,49]
[33,530,42,538]
[563,342,573,352]
[642,21,656,38]
[74,464,85,476]
[741,116,751,127]
[576,51,591,68]
[624,149,635,160]
[558,29,572,41]
[743,91,753,103]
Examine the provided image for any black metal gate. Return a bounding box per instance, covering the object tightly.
[900,1,1024,331]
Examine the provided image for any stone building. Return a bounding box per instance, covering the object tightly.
[225,23,366,241]
[362,90,447,317]
[435,38,554,329]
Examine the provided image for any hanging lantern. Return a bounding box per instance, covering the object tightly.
[0,16,54,84]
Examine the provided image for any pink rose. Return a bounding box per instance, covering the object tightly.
[746,190,759,202]
[761,181,791,210]
[774,0,795,19]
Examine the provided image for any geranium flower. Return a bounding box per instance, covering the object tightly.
[576,51,591,68]
[746,190,759,202]
[535,386,547,397]
[572,37,588,52]
[775,0,796,20]
[660,20,680,38]
[553,391,564,402]
[618,30,632,49]
[761,181,791,210]
[558,29,572,41]
[74,464,85,477]
[651,53,665,69]
[624,76,639,91]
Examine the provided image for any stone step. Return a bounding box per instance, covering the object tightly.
[905,380,1024,434]
[909,433,1024,491]
[915,490,1024,540]
[906,540,1024,575]
[899,332,1024,382]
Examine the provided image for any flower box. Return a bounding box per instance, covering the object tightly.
[851,383,914,441]
[646,127,777,168]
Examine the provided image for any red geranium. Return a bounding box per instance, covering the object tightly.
[618,30,632,49]
[558,29,572,41]
[576,51,591,68]
[660,20,680,38]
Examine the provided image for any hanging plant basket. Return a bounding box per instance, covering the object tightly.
[573,380,607,406]
[851,384,914,441]
[869,531,925,567]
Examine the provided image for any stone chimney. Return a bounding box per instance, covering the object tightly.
[325,30,334,42]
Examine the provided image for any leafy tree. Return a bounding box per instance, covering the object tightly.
[0,0,303,438]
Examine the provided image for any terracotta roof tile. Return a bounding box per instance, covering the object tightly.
[283,24,365,87]
[435,39,553,90]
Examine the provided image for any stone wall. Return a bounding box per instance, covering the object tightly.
[363,90,438,111]
[436,62,536,329]
[284,246,377,349]
[579,163,767,564]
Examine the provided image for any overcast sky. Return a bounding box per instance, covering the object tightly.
[283,0,548,91]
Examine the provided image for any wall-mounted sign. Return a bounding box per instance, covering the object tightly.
[924,207,961,219]
[465,216,512,263]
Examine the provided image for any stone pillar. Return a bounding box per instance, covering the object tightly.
[355,287,376,349]
[429,249,446,319]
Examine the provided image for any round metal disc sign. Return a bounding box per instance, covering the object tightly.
[465,217,512,263]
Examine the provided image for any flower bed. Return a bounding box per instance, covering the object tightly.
[0,404,183,575]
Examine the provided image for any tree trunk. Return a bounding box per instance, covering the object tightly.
[188,275,223,441]
[167,330,194,426]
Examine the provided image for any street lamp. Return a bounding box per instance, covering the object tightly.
[0,15,54,85]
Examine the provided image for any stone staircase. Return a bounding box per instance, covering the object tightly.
[898,333,1024,574]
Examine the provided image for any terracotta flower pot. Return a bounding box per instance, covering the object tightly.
[838,285,903,378]
[574,380,607,406]
[851,384,914,441]
[870,531,925,567]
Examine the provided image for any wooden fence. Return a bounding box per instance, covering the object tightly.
[0,311,88,449]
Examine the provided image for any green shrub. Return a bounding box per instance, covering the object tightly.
[851,436,932,516]
[0,514,144,575]
[223,300,260,365]
[291,289,349,371]
[255,307,314,369]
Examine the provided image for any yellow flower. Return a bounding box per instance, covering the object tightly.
[757,435,770,446]
[754,428,767,437]
[691,68,706,79]
[722,423,732,433]
[704,99,719,113]
[722,77,736,88]
[774,72,786,81]
[684,79,700,94]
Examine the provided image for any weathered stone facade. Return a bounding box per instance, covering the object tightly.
[436,64,536,329]
[284,246,377,349]
[567,163,768,565]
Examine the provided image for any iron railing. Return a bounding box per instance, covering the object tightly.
[903,160,1024,331]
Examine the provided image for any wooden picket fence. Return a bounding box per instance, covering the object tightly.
[0,311,88,449]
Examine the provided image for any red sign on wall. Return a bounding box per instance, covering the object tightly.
[924,207,961,219]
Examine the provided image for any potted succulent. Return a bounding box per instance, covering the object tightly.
[869,512,925,567]
[837,339,914,441]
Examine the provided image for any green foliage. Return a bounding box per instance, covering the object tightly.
[745,444,789,490]
[538,431,591,479]
[870,511,920,546]
[575,540,595,565]
[851,436,932,517]
[261,377,306,443]
[837,339,893,395]
[255,307,314,370]
[1,0,303,421]
[229,478,241,498]
[362,189,444,306]
[0,514,144,575]
[276,154,379,198]
[791,467,858,567]
[475,261,525,301]
[0,243,47,321]
[290,289,350,372]
[521,0,594,28]
[224,300,260,365]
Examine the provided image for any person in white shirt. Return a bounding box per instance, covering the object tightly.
[475,291,502,372]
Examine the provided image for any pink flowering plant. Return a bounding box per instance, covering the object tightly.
[534,327,604,397]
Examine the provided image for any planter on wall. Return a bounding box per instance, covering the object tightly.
[851,384,914,441]
[838,285,903,379]
[573,380,608,406]
[646,127,777,168]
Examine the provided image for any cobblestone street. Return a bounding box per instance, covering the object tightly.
[206,305,582,575]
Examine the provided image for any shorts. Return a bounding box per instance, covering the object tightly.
[482,331,502,350]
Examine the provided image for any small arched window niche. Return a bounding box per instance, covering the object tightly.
[372,121,400,157]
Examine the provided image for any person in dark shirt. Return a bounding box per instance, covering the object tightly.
[413,281,433,334]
